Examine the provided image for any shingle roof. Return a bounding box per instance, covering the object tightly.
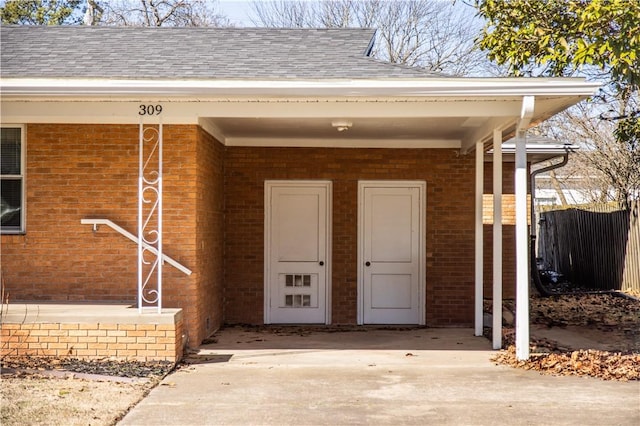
[0,26,437,79]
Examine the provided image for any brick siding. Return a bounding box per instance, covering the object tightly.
[224,147,477,326]
[1,122,521,348]
[0,124,221,348]
[194,127,225,340]
[0,316,183,362]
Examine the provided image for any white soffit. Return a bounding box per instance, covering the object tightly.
[0,77,599,150]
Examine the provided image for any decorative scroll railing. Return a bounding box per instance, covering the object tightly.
[138,120,163,313]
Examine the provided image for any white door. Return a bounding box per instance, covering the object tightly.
[265,181,331,324]
[359,181,425,324]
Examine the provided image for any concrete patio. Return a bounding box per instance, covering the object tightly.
[119,327,640,425]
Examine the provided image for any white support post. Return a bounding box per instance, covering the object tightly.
[138,118,163,314]
[492,129,503,350]
[515,131,529,359]
[515,96,534,360]
[137,123,143,313]
[157,122,163,313]
[475,141,484,336]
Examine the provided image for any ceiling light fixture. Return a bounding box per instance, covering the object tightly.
[331,120,352,132]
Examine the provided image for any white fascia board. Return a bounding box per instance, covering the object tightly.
[0,99,522,123]
[0,77,601,98]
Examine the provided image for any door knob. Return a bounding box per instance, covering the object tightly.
[319,261,324,266]
[365,261,371,267]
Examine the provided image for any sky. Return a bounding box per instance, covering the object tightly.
[217,0,471,27]
[0,0,254,26]
[218,0,259,25]
[0,0,475,28]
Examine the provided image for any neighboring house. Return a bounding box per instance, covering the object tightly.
[535,175,606,206]
[0,27,598,359]
[484,138,577,292]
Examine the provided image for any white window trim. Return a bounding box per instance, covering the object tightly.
[1,124,26,234]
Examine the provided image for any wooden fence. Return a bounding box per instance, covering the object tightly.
[538,200,640,292]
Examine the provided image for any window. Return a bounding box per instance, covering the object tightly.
[1,126,24,233]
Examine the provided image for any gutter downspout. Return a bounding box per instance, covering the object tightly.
[529,150,570,297]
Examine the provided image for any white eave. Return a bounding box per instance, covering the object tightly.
[0,77,601,98]
[487,142,578,163]
[0,77,600,152]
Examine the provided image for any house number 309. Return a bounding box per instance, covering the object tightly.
[138,104,163,115]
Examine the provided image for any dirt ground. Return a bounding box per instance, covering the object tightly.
[0,373,153,426]
[0,359,171,426]
[1,292,638,425]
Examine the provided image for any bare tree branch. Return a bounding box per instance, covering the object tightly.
[249,0,491,76]
[537,103,640,207]
[96,0,231,27]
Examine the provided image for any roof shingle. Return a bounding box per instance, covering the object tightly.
[1,26,437,79]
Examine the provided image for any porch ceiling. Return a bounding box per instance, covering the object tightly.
[195,94,584,150]
[209,116,469,142]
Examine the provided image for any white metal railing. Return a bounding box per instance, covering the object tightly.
[80,218,192,276]
[138,121,163,313]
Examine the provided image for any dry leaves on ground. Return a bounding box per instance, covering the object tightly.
[530,293,640,329]
[1,356,173,378]
[491,292,640,381]
[493,346,640,381]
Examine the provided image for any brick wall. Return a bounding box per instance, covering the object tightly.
[0,314,183,362]
[1,124,140,301]
[0,124,213,348]
[193,128,225,340]
[224,147,476,326]
[1,121,521,343]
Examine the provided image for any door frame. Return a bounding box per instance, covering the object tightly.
[264,180,332,324]
[357,180,426,325]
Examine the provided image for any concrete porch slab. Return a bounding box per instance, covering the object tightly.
[1,302,181,324]
[121,327,640,426]
[208,325,491,351]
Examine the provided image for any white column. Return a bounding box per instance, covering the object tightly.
[138,121,143,313]
[515,96,534,360]
[515,129,530,360]
[492,129,503,350]
[138,119,163,314]
[475,140,484,336]
[157,121,163,314]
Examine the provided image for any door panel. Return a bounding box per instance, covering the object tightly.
[371,274,412,308]
[360,183,424,324]
[276,193,319,261]
[370,194,413,262]
[266,182,330,324]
